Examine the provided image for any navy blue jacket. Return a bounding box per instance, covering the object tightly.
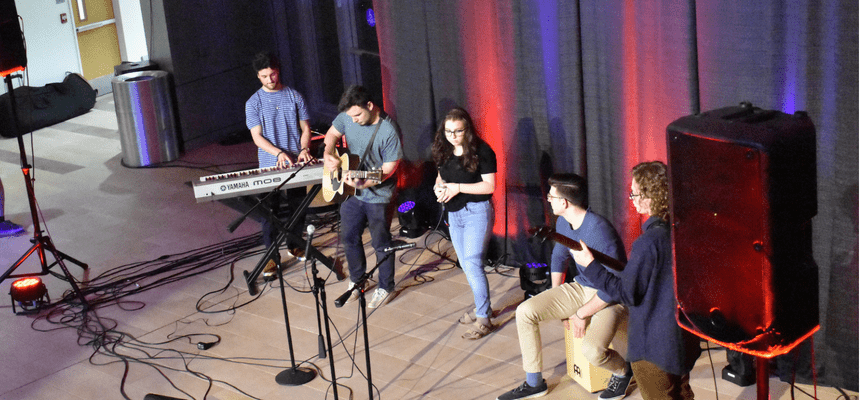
[583,216,700,376]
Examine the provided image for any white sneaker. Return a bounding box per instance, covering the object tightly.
[345,281,362,305]
[367,288,390,309]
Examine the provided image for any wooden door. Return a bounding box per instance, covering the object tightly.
[71,0,121,91]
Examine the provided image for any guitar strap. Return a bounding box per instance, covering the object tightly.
[357,116,383,171]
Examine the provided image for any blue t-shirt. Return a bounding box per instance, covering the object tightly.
[550,210,626,302]
[245,86,310,168]
[332,111,403,203]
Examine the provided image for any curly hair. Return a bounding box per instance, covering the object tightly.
[252,52,280,73]
[632,161,669,221]
[431,107,481,173]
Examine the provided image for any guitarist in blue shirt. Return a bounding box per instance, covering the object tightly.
[323,85,403,309]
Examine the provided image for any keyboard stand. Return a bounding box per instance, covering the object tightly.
[242,184,340,296]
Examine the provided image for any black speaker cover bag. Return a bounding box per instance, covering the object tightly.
[0,73,97,138]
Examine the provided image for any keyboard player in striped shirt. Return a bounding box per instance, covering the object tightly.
[244,51,313,280]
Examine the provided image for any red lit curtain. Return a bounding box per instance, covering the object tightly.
[372,0,857,390]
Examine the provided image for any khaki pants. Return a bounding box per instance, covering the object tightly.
[631,359,694,400]
[516,281,628,374]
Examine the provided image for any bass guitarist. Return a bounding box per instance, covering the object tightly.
[322,85,402,309]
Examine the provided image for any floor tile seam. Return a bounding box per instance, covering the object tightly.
[382,366,498,396]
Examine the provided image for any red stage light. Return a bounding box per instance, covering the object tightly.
[0,65,24,78]
[9,277,49,314]
[11,277,46,301]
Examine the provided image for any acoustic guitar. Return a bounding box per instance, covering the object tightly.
[528,226,626,272]
[322,151,382,202]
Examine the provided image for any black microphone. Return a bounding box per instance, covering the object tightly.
[383,240,416,253]
[227,213,247,233]
[334,287,354,308]
[144,395,185,400]
[197,341,217,350]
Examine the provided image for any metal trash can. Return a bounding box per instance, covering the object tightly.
[111,70,179,167]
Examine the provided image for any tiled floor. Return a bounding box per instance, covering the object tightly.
[0,95,854,399]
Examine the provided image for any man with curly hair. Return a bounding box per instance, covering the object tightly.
[572,161,701,400]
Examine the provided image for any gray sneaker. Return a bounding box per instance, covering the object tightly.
[367,288,390,308]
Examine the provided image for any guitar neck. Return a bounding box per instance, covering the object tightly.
[349,170,377,179]
[548,232,625,272]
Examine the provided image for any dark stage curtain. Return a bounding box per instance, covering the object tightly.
[373,0,857,390]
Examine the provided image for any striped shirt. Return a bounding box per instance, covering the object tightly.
[245,86,310,168]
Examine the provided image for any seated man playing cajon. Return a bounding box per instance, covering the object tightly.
[497,173,633,400]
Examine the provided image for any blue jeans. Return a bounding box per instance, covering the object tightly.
[340,196,395,291]
[447,200,493,318]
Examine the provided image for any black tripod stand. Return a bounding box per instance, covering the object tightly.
[0,73,89,308]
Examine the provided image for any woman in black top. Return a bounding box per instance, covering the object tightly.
[431,107,497,339]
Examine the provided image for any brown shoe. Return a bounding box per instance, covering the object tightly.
[462,321,493,340]
[286,247,306,261]
[262,259,279,281]
[458,310,477,325]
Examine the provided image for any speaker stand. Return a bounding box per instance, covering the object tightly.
[756,357,769,400]
[0,74,89,309]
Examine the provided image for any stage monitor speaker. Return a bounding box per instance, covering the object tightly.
[0,0,27,76]
[667,102,818,358]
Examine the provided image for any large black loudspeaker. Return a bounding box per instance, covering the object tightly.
[667,102,818,358]
[0,0,27,76]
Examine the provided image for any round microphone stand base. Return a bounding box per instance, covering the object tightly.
[275,367,316,386]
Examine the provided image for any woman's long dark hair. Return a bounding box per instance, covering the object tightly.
[431,107,480,173]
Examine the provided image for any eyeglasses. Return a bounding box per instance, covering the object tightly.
[547,193,564,202]
[629,192,642,200]
[444,129,466,137]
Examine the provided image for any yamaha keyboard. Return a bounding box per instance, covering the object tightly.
[192,161,324,202]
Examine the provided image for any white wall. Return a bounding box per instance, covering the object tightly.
[4,0,149,92]
[115,0,148,62]
[8,0,81,89]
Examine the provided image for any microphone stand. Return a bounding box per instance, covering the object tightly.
[333,243,412,400]
[273,226,316,386]
[305,225,339,399]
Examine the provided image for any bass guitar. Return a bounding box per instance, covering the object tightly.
[528,226,626,272]
[322,151,382,202]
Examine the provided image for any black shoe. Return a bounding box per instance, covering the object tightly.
[496,380,548,400]
[599,372,634,400]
